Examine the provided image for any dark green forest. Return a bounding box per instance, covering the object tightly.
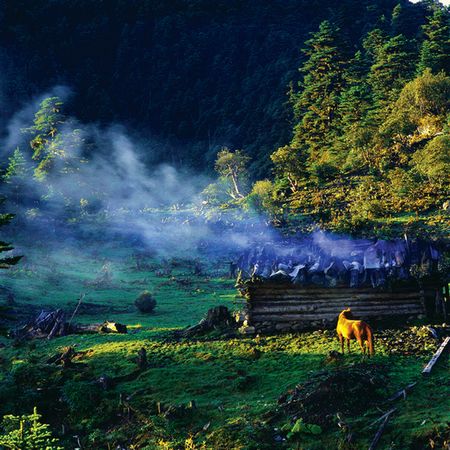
[1,0,449,236]
[0,0,441,173]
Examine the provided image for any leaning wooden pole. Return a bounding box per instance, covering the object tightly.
[422,336,450,376]
[368,409,396,450]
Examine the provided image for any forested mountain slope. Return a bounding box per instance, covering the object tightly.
[0,0,430,174]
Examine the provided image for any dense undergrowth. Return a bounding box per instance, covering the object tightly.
[0,238,448,449]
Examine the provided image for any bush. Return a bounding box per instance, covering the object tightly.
[0,407,62,450]
[135,291,157,313]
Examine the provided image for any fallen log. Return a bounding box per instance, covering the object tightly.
[386,382,417,402]
[368,408,396,450]
[12,310,127,339]
[422,336,450,376]
[70,321,127,334]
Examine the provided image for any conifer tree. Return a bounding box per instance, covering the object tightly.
[368,34,418,109]
[3,148,29,208]
[0,407,62,449]
[417,7,450,75]
[337,51,377,169]
[0,199,21,269]
[363,28,389,64]
[24,96,81,182]
[3,148,28,183]
[290,20,348,165]
[26,96,64,181]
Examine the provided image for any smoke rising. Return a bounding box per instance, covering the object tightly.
[0,88,277,258]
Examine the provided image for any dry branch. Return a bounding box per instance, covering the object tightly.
[422,336,450,376]
[386,382,417,402]
[368,408,396,450]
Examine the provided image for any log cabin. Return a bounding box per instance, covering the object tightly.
[236,235,448,334]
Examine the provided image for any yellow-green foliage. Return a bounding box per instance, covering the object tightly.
[0,407,62,450]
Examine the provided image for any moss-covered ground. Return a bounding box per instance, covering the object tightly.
[0,239,448,449]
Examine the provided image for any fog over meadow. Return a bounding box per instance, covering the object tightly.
[1,87,279,258]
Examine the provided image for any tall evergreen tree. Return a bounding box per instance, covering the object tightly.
[363,28,389,65]
[290,20,348,165]
[368,34,418,109]
[3,148,28,183]
[24,97,82,182]
[337,51,377,170]
[417,7,450,75]
[391,2,425,38]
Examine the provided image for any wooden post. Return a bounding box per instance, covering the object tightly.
[422,337,450,376]
[443,284,449,323]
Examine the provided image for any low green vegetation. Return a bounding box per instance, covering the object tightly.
[0,240,448,449]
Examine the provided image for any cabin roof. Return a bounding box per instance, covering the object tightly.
[237,236,442,288]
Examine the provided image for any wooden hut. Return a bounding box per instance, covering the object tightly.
[242,282,430,334]
[237,236,447,334]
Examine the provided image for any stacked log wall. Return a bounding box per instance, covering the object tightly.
[245,284,426,333]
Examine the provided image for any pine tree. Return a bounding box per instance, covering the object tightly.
[290,20,348,165]
[0,202,21,269]
[391,2,425,38]
[363,28,389,65]
[3,148,29,209]
[24,96,81,182]
[0,407,62,449]
[368,34,418,109]
[3,148,28,183]
[337,51,377,170]
[417,7,450,75]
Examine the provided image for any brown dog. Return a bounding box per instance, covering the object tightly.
[336,308,374,356]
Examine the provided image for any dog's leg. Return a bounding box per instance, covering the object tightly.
[347,339,351,353]
[339,334,344,354]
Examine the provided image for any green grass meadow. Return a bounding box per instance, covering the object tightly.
[0,240,448,449]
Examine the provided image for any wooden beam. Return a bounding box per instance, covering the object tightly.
[251,292,420,300]
[250,305,423,315]
[422,336,450,376]
[250,297,421,304]
[251,309,423,322]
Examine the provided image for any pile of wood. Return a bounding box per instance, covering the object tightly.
[12,308,127,340]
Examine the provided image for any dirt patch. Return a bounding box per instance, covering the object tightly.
[278,363,389,426]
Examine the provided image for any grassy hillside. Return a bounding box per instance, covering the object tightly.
[0,237,448,449]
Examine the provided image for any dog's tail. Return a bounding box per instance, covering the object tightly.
[366,324,375,356]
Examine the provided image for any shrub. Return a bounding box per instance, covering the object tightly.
[135,291,157,313]
[0,407,62,450]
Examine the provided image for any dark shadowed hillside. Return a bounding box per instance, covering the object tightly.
[0,0,429,175]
